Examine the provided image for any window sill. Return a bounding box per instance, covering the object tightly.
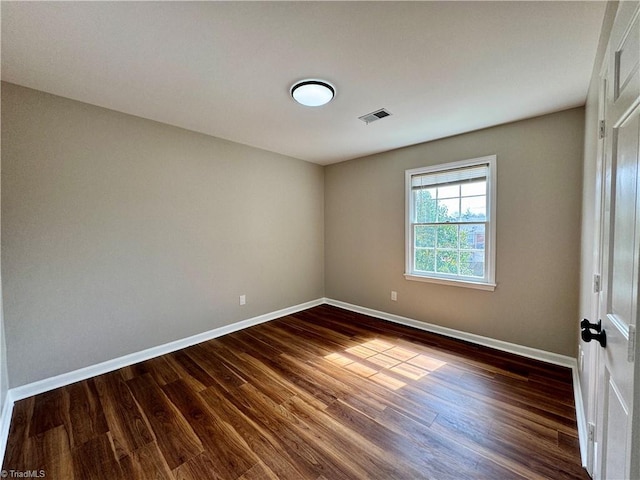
[404,273,496,291]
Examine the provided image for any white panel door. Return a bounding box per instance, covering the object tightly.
[593,3,640,479]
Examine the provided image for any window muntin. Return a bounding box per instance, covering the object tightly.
[405,156,496,290]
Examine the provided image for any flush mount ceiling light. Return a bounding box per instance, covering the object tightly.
[290,79,335,107]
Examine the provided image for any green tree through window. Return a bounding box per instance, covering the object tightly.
[413,189,484,277]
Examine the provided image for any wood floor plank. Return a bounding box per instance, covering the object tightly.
[120,441,174,480]
[284,395,426,480]
[93,371,155,459]
[168,350,218,391]
[325,397,480,480]
[3,396,34,469]
[126,374,203,470]
[217,333,336,409]
[23,425,74,480]
[173,452,225,480]
[71,433,125,480]
[237,461,279,480]
[28,389,65,437]
[64,379,109,448]
[199,385,310,480]
[200,341,296,405]
[162,379,258,479]
[138,356,184,387]
[2,304,589,479]
[224,382,363,480]
[185,343,246,392]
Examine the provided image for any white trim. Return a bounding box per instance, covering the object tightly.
[9,298,323,402]
[571,359,589,467]
[404,274,496,291]
[0,390,15,466]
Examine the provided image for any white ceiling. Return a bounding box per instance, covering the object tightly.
[1,1,606,165]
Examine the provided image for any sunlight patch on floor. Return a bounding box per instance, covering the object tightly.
[370,372,406,390]
[344,362,378,377]
[324,338,447,390]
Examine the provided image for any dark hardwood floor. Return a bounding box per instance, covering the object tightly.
[3,305,589,479]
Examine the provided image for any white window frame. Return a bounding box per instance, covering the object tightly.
[404,155,497,291]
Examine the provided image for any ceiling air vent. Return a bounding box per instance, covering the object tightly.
[358,108,392,125]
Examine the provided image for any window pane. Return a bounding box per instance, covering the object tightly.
[435,250,458,274]
[415,225,436,247]
[413,188,436,222]
[460,196,486,221]
[461,180,486,197]
[415,248,435,272]
[437,184,459,199]
[437,198,460,221]
[460,251,485,278]
[436,224,458,248]
[460,224,485,249]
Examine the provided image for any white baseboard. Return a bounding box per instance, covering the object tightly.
[571,363,588,467]
[0,390,14,467]
[324,298,587,466]
[9,298,324,403]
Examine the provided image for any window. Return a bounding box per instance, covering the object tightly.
[405,155,496,290]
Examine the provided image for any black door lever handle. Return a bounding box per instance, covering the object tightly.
[580,319,602,332]
[581,325,606,348]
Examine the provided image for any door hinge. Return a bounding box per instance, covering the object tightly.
[593,274,601,293]
[599,120,606,139]
[588,422,597,476]
[628,325,636,363]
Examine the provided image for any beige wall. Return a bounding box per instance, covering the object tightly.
[325,108,585,357]
[1,83,324,387]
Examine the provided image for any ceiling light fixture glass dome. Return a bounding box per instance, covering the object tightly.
[290,80,335,107]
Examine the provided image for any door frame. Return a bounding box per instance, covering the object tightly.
[584,65,608,477]
[585,2,640,478]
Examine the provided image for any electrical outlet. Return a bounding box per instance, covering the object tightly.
[391,291,397,301]
[239,294,246,306]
